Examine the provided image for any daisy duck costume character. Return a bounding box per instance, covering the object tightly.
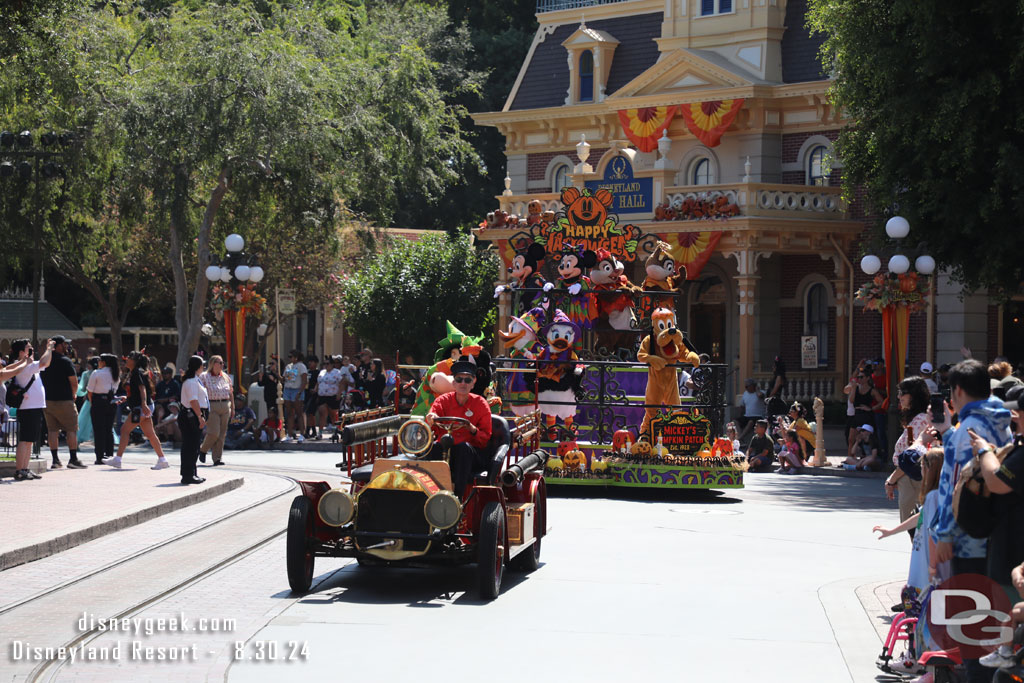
[498,306,547,417]
[536,309,586,437]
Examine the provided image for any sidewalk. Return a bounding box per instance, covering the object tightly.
[0,456,243,571]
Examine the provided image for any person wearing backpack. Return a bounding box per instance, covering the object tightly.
[7,338,54,481]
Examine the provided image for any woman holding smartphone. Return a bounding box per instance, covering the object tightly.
[87,353,119,464]
[110,351,170,470]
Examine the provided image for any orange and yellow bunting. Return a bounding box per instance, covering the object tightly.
[663,230,723,280]
[678,99,745,148]
[617,105,678,153]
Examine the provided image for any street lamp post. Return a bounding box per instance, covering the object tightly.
[0,129,71,345]
[204,233,264,391]
[859,216,936,451]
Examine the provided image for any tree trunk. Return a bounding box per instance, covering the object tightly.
[169,164,231,369]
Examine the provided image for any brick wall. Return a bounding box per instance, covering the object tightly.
[777,306,837,371]
[526,148,609,182]
[781,129,839,164]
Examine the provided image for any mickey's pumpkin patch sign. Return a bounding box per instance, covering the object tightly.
[534,187,644,262]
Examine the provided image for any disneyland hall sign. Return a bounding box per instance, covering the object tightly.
[584,155,653,214]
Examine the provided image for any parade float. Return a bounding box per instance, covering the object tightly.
[474,183,745,491]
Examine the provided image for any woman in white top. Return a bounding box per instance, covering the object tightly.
[179,355,209,485]
[199,355,233,465]
[9,338,54,481]
[87,353,119,464]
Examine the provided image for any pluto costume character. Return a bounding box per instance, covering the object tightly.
[637,308,700,439]
[410,321,483,416]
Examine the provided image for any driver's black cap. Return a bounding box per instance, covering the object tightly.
[450,360,477,376]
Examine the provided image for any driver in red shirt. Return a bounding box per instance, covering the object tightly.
[425,359,493,497]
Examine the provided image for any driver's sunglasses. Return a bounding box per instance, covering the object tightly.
[453,377,474,384]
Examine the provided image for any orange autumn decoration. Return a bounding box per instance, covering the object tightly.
[617,106,678,153]
[678,99,745,148]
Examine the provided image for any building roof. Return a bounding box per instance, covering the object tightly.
[508,12,663,111]
[781,0,827,83]
[0,299,81,335]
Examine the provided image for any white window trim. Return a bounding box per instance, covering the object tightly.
[782,135,844,177]
[676,145,721,187]
[545,155,575,192]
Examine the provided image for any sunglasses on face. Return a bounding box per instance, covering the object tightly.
[453,376,474,384]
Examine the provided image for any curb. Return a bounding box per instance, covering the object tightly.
[0,476,244,572]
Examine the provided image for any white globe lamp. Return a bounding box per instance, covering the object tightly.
[234,264,251,282]
[860,254,881,275]
[205,264,221,281]
[219,266,231,282]
[885,216,910,240]
[249,266,264,283]
[225,233,244,253]
[201,323,214,336]
[888,254,910,274]
[915,255,936,275]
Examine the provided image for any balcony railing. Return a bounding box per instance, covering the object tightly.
[751,372,840,403]
[495,182,847,222]
[537,0,632,12]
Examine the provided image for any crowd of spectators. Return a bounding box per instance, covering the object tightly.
[0,339,402,482]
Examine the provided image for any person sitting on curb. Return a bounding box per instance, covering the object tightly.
[844,424,882,471]
[258,407,283,447]
[746,419,774,473]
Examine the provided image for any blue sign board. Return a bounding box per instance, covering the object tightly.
[584,156,653,215]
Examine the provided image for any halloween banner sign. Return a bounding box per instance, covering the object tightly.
[531,186,645,262]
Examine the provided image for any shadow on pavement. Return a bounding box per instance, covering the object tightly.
[548,485,740,505]
[746,474,898,512]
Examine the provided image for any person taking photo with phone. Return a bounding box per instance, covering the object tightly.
[8,338,54,480]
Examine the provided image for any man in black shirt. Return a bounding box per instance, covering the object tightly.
[40,336,86,469]
[747,419,775,473]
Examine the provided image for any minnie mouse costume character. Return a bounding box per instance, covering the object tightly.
[553,243,597,330]
[494,242,551,314]
[536,309,586,437]
[589,248,639,353]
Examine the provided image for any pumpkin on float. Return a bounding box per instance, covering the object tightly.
[546,456,564,474]
[590,458,608,474]
[697,446,714,459]
[562,448,586,471]
[630,440,653,457]
[712,437,734,458]
[612,428,634,453]
[557,440,579,459]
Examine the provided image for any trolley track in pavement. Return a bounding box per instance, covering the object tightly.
[2,458,355,683]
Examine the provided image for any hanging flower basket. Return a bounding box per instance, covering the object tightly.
[855,272,929,313]
[210,283,268,316]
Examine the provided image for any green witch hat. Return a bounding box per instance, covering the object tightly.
[433,321,484,363]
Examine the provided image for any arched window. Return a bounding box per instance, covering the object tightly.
[805,282,829,365]
[808,145,829,186]
[579,51,594,103]
[552,164,570,192]
[693,158,714,185]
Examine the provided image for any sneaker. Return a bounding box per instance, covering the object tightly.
[151,458,170,470]
[25,469,42,480]
[980,645,1017,669]
[281,436,292,443]
[13,469,29,481]
[110,456,122,469]
[295,435,305,443]
[67,460,87,469]
[888,657,926,676]
[51,460,63,469]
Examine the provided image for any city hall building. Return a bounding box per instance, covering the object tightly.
[472,0,1001,401]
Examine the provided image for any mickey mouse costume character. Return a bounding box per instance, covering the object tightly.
[498,306,546,416]
[494,242,550,314]
[589,248,639,354]
[553,243,597,330]
[536,309,586,437]
[643,241,685,310]
[637,307,700,439]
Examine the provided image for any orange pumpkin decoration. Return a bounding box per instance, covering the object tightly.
[630,440,653,457]
[612,429,633,453]
[712,437,734,458]
[697,446,714,459]
[562,448,586,471]
[557,440,579,459]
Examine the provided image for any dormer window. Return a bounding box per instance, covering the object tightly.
[579,51,594,102]
[700,0,733,16]
[562,23,618,105]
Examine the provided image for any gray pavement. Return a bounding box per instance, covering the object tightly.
[0,447,911,683]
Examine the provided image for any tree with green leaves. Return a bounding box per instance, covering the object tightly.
[340,232,498,361]
[808,0,1024,293]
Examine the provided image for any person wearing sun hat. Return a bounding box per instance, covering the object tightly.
[424,358,493,497]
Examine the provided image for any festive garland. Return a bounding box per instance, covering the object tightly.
[210,283,267,315]
[855,272,929,313]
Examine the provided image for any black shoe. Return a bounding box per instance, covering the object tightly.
[13,469,29,481]
[51,460,63,469]
[180,476,206,485]
[199,452,207,464]
[890,603,904,613]
[213,461,226,466]
[67,460,87,469]
[94,460,106,465]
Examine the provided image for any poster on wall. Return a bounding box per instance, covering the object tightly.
[801,335,818,369]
